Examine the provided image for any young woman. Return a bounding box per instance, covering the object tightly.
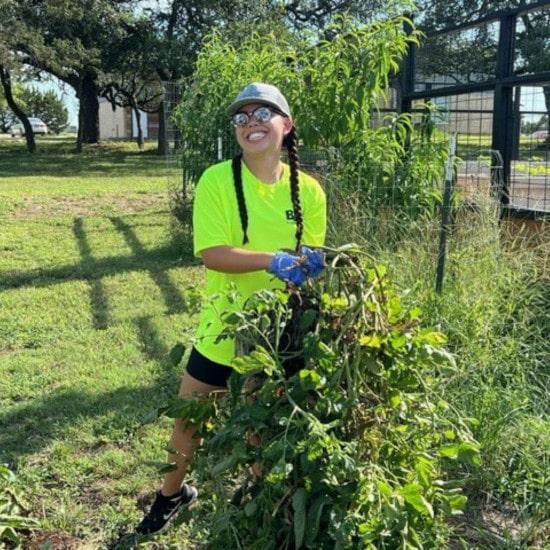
[136,82,327,536]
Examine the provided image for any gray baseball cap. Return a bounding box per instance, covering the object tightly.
[226,83,291,118]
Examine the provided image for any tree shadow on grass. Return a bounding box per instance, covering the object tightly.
[0,354,184,463]
[0,139,173,179]
[0,213,200,463]
[1,217,199,328]
[0,236,198,293]
[109,216,190,315]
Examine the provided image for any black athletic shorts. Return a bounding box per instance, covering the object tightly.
[186,346,233,387]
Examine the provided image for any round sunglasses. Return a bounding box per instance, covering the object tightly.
[231,106,285,127]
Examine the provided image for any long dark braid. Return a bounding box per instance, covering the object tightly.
[232,125,303,249]
[232,152,249,245]
[284,126,303,250]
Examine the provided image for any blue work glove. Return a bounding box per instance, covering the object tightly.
[267,247,326,286]
[300,246,326,278]
[267,252,308,286]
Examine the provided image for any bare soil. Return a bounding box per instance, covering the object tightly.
[9,193,170,219]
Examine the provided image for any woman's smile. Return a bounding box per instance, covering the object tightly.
[246,130,268,141]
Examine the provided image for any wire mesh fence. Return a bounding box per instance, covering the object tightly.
[408,2,550,217]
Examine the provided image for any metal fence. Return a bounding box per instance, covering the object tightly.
[401,1,550,219]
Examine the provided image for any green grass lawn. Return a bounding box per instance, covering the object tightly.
[0,137,204,549]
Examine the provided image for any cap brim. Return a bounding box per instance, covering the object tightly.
[226,98,288,118]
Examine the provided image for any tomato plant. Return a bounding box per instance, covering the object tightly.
[160,245,479,549]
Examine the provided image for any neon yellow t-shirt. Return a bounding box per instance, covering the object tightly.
[193,159,326,366]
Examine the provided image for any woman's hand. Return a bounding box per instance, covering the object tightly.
[300,246,325,277]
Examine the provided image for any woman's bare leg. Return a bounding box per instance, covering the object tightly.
[160,371,226,496]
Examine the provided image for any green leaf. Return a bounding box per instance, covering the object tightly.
[447,494,468,513]
[221,312,241,325]
[231,347,276,375]
[377,481,392,499]
[306,495,331,544]
[228,373,245,398]
[457,443,482,466]
[168,343,186,366]
[364,355,383,375]
[244,501,257,517]
[438,444,460,458]
[164,397,215,423]
[141,404,170,425]
[300,308,318,330]
[211,455,238,476]
[409,307,423,320]
[143,461,179,475]
[424,331,447,345]
[266,458,293,483]
[439,442,481,466]
[359,334,382,348]
[293,488,307,549]
[299,369,325,391]
[389,390,402,408]
[248,406,271,421]
[390,332,407,349]
[399,484,434,518]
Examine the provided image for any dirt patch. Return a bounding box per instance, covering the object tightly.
[9,193,170,219]
[23,529,93,550]
[449,506,549,548]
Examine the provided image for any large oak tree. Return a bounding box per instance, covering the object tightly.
[4,0,137,147]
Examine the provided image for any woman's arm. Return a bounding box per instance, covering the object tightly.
[200,246,275,274]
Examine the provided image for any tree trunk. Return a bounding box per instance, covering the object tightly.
[0,66,36,153]
[132,102,144,150]
[78,73,100,144]
[157,100,169,155]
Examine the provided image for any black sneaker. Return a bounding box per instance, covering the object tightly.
[136,484,198,536]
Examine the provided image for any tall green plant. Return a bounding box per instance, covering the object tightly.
[171,9,447,239]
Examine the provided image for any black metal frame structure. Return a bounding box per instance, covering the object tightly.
[401,1,550,220]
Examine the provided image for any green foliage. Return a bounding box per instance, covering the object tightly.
[0,464,39,545]
[167,245,479,549]
[1,84,69,133]
[493,415,550,521]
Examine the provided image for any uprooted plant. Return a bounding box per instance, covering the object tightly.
[152,244,480,549]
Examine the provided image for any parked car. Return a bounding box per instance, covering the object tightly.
[530,130,548,140]
[10,118,48,137]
